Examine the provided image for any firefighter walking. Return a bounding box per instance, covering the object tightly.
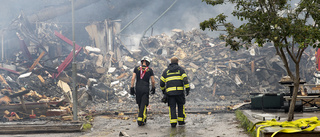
[130,56,156,126]
[160,56,190,127]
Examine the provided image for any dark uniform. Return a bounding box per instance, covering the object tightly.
[133,65,154,124]
[160,63,190,127]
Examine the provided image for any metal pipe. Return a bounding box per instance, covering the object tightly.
[1,33,3,61]
[139,0,178,55]
[118,12,143,34]
[71,0,78,121]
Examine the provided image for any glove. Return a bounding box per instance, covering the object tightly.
[150,87,155,94]
[186,88,190,96]
[162,89,166,94]
[130,87,135,95]
[161,94,168,103]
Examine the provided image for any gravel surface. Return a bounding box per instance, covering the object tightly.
[0,97,250,137]
[82,113,249,137]
[0,113,249,137]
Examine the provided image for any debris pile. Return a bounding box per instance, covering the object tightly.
[138,29,315,102]
[0,14,317,121]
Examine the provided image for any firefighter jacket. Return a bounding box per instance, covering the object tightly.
[133,65,154,89]
[160,63,190,96]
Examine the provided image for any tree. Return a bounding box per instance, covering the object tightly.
[200,0,320,121]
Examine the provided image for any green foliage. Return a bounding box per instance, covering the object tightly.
[202,0,225,6]
[82,122,92,131]
[201,0,320,121]
[235,110,256,137]
[200,0,320,51]
[200,14,227,31]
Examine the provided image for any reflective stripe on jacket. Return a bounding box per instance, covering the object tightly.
[160,63,189,96]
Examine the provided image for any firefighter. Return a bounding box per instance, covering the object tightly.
[130,56,156,126]
[160,56,190,127]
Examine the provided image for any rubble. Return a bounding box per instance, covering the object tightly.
[0,8,317,124]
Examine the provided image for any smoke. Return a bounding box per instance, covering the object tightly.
[0,0,302,36]
[113,0,233,37]
[0,0,238,46]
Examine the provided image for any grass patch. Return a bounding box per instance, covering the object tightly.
[235,110,256,137]
[81,122,92,131]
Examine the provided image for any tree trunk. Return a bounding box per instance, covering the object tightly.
[287,79,299,121]
[287,62,300,121]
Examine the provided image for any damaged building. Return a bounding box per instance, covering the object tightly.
[0,0,318,133]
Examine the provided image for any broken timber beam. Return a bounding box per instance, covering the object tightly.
[0,67,20,75]
[0,74,9,88]
[19,95,27,113]
[52,31,83,78]
[0,74,12,91]
[37,75,45,84]
[28,51,46,72]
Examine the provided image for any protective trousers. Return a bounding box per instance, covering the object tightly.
[168,95,186,124]
[136,86,149,123]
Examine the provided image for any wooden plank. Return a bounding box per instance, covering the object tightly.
[0,102,49,116]
[0,96,11,104]
[0,67,20,75]
[18,95,27,113]
[0,74,8,85]
[284,96,320,100]
[0,74,11,91]
[28,51,46,72]
[0,121,82,134]
[311,86,320,90]
[37,75,45,84]
[212,82,217,97]
[251,60,254,73]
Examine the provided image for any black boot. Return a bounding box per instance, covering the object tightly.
[138,121,145,126]
[178,121,185,125]
[171,123,177,127]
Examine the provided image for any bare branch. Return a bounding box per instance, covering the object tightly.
[297,48,305,63]
[297,48,301,59]
[286,45,298,63]
[280,47,294,79]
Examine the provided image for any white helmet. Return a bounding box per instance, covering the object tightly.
[141,56,152,64]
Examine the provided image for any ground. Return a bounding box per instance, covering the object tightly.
[0,113,249,137]
[0,97,250,137]
[83,113,249,137]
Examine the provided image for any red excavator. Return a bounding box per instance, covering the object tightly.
[313,48,320,90]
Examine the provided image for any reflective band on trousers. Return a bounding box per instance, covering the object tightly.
[178,117,184,121]
[166,87,184,92]
[143,106,147,121]
[170,119,177,123]
[184,84,190,88]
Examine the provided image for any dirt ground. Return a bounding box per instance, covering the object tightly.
[82,113,250,137]
[1,112,249,137]
[0,96,251,137]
